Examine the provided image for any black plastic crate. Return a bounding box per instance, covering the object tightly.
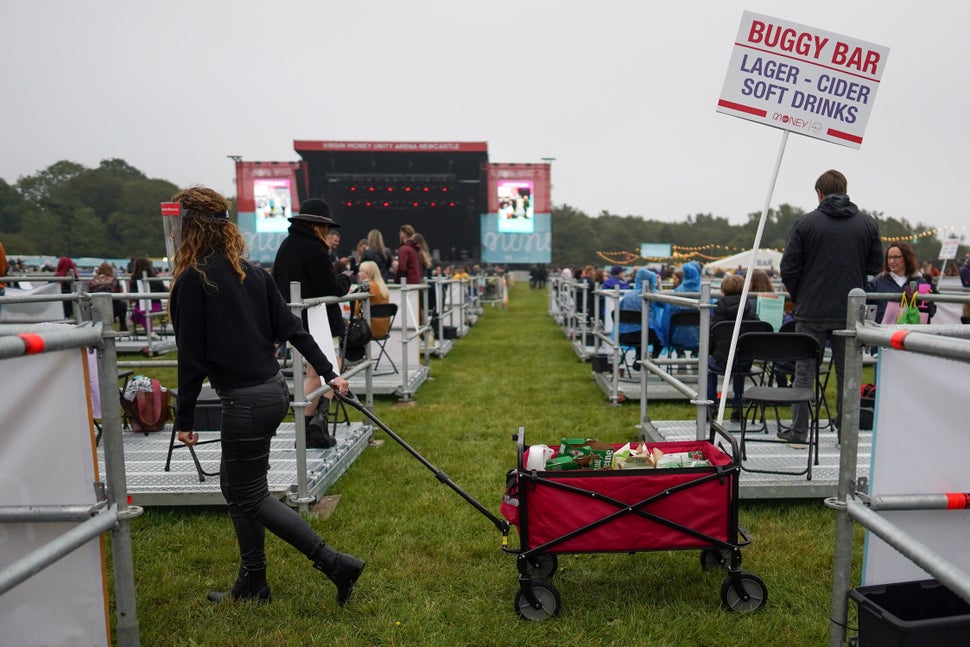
[590,355,612,373]
[849,579,970,647]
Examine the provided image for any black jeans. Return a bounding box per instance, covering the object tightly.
[217,373,322,571]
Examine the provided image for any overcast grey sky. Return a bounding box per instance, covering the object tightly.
[2,1,967,242]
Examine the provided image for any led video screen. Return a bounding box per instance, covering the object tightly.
[254,178,293,233]
[497,180,534,233]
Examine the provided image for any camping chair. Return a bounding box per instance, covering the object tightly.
[369,303,398,375]
[665,309,700,373]
[133,278,170,357]
[737,331,823,480]
[707,320,774,423]
[166,385,220,482]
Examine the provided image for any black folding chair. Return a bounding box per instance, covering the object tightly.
[166,385,220,482]
[616,309,662,375]
[369,303,399,375]
[707,320,774,423]
[665,309,700,373]
[737,331,822,480]
[775,320,835,432]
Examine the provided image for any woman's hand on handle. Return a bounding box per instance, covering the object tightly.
[329,377,350,395]
[177,430,199,446]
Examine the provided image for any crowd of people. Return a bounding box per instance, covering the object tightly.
[554,169,969,443]
[1,192,525,610]
[0,211,512,334]
[4,170,970,621]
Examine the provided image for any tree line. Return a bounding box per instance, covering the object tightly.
[550,204,954,269]
[0,159,179,259]
[0,159,954,266]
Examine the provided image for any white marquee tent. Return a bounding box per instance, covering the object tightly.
[702,248,783,274]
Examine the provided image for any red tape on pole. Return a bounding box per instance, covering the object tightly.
[17,333,45,355]
[946,493,970,510]
[889,330,909,350]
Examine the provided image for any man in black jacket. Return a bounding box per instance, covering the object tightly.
[272,198,349,447]
[780,169,883,443]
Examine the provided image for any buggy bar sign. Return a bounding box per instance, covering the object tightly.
[717,11,890,148]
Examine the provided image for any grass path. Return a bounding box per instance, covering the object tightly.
[122,281,859,646]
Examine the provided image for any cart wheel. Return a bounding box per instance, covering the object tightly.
[720,572,767,613]
[700,548,738,571]
[514,579,561,621]
[517,554,558,579]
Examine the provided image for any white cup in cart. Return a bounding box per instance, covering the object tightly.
[526,444,555,470]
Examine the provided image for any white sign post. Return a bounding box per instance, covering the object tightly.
[717,11,890,148]
[940,239,960,260]
[711,11,889,425]
[938,238,961,279]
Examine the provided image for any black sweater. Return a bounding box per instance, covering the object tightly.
[171,255,338,431]
[272,223,346,337]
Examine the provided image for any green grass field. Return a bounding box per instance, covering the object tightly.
[113,281,863,646]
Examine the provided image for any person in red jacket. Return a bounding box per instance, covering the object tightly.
[394,224,423,286]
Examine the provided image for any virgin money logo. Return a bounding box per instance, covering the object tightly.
[771,113,812,129]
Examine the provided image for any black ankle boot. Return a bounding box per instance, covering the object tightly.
[306,402,336,449]
[207,565,271,603]
[311,544,365,606]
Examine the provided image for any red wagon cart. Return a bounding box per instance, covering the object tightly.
[505,424,767,620]
[335,393,766,621]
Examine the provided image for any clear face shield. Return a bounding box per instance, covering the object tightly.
[160,202,183,269]
[161,202,230,268]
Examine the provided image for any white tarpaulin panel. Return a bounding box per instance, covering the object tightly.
[0,349,109,646]
[0,283,65,323]
[863,348,970,584]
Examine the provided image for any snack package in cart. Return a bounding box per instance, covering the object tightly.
[613,442,711,470]
[558,438,614,469]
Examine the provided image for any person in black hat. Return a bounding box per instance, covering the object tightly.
[272,198,350,448]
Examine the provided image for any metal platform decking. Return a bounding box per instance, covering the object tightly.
[424,338,455,357]
[594,368,697,400]
[115,336,177,356]
[99,421,373,507]
[344,365,430,398]
[646,419,870,500]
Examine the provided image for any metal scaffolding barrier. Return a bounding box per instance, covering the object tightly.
[0,294,143,646]
[827,287,970,647]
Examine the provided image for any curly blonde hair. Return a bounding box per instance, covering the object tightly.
[170,186,246,289]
